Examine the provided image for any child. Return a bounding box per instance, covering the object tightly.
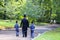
[30,21,35,38]
[14,21,19,37]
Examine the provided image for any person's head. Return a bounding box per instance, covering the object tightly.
[16,21,18,23]
[31,20,34,24]
[23,14,26,18]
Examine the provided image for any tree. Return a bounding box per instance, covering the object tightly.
[0,0,60,23]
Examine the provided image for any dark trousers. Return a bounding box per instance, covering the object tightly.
[22,30,27,37]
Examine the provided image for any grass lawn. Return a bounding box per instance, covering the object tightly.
[0,20,49,29]
[35,22,49,26]
[0,20,20,29]
[0,20,14,27]
[34,27,60,40]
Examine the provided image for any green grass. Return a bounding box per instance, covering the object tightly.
[34,27,60,40]
[0,20,48,27]
[0,20,20,28]
[0,21,14,27]
[35,22,49,26]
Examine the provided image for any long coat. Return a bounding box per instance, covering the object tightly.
[20,18,29,31]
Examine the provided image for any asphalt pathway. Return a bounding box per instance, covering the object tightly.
[0,24,60,40]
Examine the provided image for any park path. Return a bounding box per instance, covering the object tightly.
[0,24,60,40]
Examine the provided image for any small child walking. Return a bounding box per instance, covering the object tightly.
[14,21,19,37]
[30,21,35,38]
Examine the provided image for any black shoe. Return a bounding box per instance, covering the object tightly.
[16,35,19,37]
[25,36,27,37]
[23,35,24,37]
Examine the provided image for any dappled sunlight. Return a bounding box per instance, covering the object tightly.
[0,0,60,40]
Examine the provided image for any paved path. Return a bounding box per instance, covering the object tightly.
[0,28,50,40]
[0,24,60,40]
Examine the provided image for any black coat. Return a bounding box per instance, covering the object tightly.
[20,18,29,31]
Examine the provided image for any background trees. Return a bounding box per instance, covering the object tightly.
[0,0,60,23]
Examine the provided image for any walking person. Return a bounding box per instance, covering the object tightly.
[20,14,29,37]
[30,21,35,38]
[14,21,19,37]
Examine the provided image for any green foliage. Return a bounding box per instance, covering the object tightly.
[0,0,60,23]
[51,13,57,20]
[56,12,60,23]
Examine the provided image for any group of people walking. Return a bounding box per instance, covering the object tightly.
[14,14,35,38]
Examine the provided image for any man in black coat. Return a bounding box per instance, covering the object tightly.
[20,14,29,37]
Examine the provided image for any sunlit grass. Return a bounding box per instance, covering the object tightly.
[0,20,15,27]
[35,22,49,26]
[0,20,49,29]
[0,20,20,29]
[34,27,60,40]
